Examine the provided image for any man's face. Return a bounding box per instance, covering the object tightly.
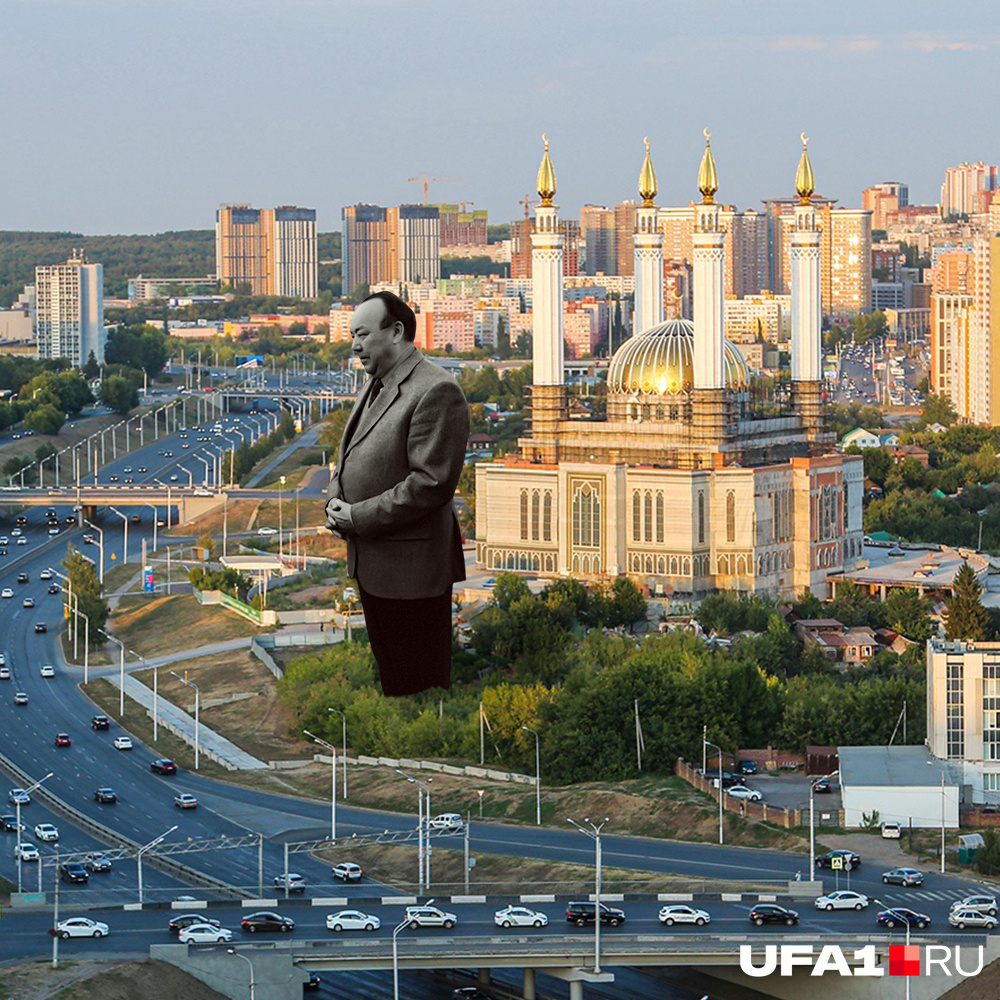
[351,299,405,378]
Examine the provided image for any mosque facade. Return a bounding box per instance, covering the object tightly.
[475,135,864,600]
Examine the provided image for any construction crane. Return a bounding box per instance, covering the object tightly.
[407,173,464,206]
[459,200,475,212]
[518,193,536,219]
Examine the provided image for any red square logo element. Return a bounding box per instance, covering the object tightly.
[889,944,920,977]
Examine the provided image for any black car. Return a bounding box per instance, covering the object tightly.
[877,907,930,930]
[47,584,60,594]
[34,623,47,633]
[749,904,799,926]
[91,716,110,731]
[0,814,18,831]
[93,787,117,804]
[736,759,758,775]
[812,777,835,793]
[304,973,321,992]
[59,863,89,884]
[565,901,626,927]
[168,914,222,934]
[702,768,739,788]
[241,911,295,933]
[150,759,177,775]
[815,849,861,870]
[16,572,28,584]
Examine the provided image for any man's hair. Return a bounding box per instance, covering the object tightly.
[362,291,416,342]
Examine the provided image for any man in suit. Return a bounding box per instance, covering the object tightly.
[325,291,469,696]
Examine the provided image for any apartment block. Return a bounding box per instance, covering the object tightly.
[433,205,488,246]
[940,162,999,217]
[862,182,908,230]
[724,292,790,345]
[580,204,617,275]
[35,253,104,365]
[342,204,440,290]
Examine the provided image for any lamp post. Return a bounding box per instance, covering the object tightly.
[15,772,53,892]
[108,506,129,566]
[703,738,724,845]
[874,897,914,1000]
[391,916,409,1000]
[104,632,126,717]
[171,672,200,769]
[396,770,432,892]
[128,648,153,738]
[137,824,177,903]
[304,729,337,840]
[567,817,610,975]
[278,475,286,561]
[522,725,541,825]
[145,503,159,552]
[328,708,348,799]
[927,762,947,873]
[227,949,255,1000]
[83,520,105,583]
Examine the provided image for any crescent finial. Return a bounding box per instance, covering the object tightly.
[542,132,549,151]
[643,135,650,152]
[703,127,711,142]
[801,132,809,148]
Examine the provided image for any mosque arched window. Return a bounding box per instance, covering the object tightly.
[543,492,553,541]
[726,490,736,543]
[644,492,653,543]
[531,490,540,540]
[572,482,601,549]
[656,493,664,543]
[632,491,641,542]
[519,490,529,540]
[697,492,705,545]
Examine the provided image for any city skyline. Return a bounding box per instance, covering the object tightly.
[2,0,999,233]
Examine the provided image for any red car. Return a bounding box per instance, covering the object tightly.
[54,733,71,747]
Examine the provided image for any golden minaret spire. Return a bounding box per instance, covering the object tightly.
[638,136,658,207]
[697,128,718,204]
[795,133,815,204]
[536,133,557,206]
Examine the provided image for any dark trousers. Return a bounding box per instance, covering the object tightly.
[358,585,453,696]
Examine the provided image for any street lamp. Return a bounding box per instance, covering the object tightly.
[278,475,286,561]
[227,949,255,1000]
[396,770,432,893]
[391,916,409,1000]
[108,506,129,566]
[103,632,126,717]
[927,761,947,873]
[567,817,610,975]
[874,896,915,1000]
[171,672,200,769]
[137,824,177,903]
[15,772,53,892]
[327,708,348,799]
[703,738,725,845]
[128,648,155,740]
[809,768,841,878]
[521,725,541,825]
[304,729,337,840]
[83,519,105,583]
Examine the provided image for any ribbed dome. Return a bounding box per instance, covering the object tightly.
[607,318,750,395]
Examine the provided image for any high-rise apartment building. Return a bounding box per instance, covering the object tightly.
[510,217,579,278]
[580,204,616,275]
[342,204,440,290]
[215,204,317,298]
[433,205,488,246]
[940,163,999,217]
[35,253,105,365]
[862,182,908,230]
[614,200,638,276]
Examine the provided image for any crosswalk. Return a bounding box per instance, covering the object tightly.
[883,889,969,903]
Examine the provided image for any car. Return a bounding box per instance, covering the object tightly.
[84,853,112,872]
[0,536,7,545]
[815,849,861,870]
[138,466,147,473]
[15,516,26,525]
[1,588,12,599]
[14,842,39,861]
[815,891,870,911]
[59,863,89,883]
[40,665,55,678]
[169,474,179,482]
[949,908,998,930]
[565,901,626,927]
[9,788,30,805]
[950,895,998,917]
[702,768,739,788]
[658,904,711,926]
[14,692,27,705]
[174,793,198,809]
[0,814,17,831]
[404,904,458,929]
[494,905,549,928]
[21,597,34,608]
[428,813,464,831]
[39,569,52,580]
[123,467,133,473]
[82,534,96,544]
[325,909,381,932]
[0,653,5,666]
[47,584,60,594]
[241,911,295,933]
[93,788,117,804]
[257,526,277,535]
[877,907,930,930]
[726,784,762,802]
[168,914,223,934]
[55,917,107,938]
[749,904,799,926]
[34,623,47,633]
[882,867,924,886]
[108,475,118,482]
[151,758,177,774]
[10,528,21,537]
[736,759,758,775]
[304,973,321,991]
[54,733,71,747]
[179,923,233,943]
[273,873,306,892]
[331,862,363,881]
[812,777,835,793]
[34,823,59,841]
[882,821,902,838]
[16,536,27,544]
[193,488,212,496]
[48,527,59,535]
[0,667,9,680]
[114,736,134,750]
[17,572,28,584]
[92,715,110,730]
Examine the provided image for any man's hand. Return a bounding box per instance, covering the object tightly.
[325,497,355,538]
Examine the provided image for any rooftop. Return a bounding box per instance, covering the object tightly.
[839,745,954,789]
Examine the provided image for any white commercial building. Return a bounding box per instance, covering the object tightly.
[35,253,105,365]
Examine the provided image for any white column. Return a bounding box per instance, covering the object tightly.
[693,203,725,390]
[531,205,564,387]
[791,203,822,383]
[633,205,664,336]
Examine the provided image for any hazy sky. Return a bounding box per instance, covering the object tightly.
[3,0,998,234]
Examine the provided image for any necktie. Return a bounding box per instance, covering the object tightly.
[367,378,383,407]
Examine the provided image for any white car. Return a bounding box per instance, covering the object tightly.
[174,793,198,809]
[48,527,59,535]
[428,813,464,831]
[55,917,110,939]
[39,569,52,579]
[34,823,59,842]
[1,589,12,599]
[325,909,380,932]
[331,862,363,881]
[40,665,55,678]
[949,908,998,930]
[178,923,233,943]
[950,895,998,916]
[494,905,548,928]
[113,736,133,750]
[726,784,762,802]
[0,653,6,665]
[257,526,277,535]
[273,873,306,892]
[881,822,901,839]
[15,842,39,861]
[11,528,21,536]
[16,537,27,545]
[658,904,711,926]
[815,890,869,911]
[403,904,457,928]
[0,667,8,680]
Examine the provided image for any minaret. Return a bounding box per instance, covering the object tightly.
[528,134,566,462]
[633,137,664,336]
[790,133,823,443]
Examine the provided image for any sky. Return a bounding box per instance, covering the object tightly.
[2,0,999,235]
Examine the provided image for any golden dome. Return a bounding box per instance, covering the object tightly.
[607,319,750,396]
[795,133,815,204]
[537,133,557,206]
[697,128,718,204]
[638,136,657,207]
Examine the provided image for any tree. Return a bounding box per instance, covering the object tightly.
[919,393,958,429]
[944,562,992,640]
[62,547,109,645]
[23,403,65,436]
[99,375,139,415]
[883,588,936,642]
[860,447,892,488]
[83,351,100,379]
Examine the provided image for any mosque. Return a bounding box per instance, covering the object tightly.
[474,135,864,601]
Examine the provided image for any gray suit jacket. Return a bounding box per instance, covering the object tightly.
[329,350,469,600]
